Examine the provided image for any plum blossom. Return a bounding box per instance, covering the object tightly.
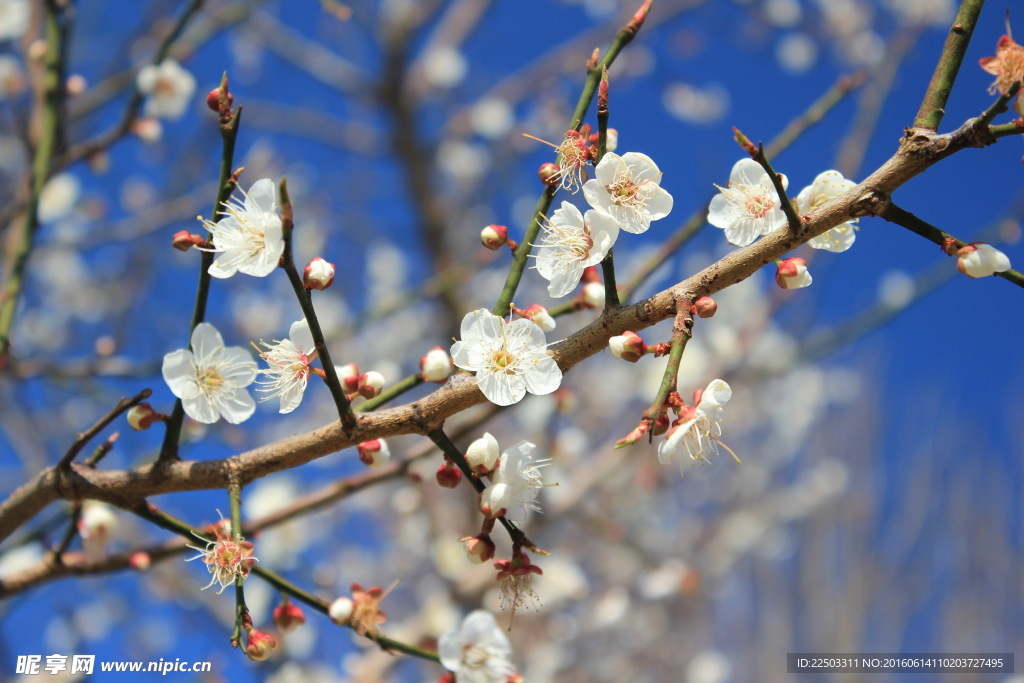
[202,178,285,279]
[534,201,619,298]
[0,0,30,42]
[957,243,1012,278]
[185,517,257,594]
[658,379,734,473]
[438,610,517,683]
[583,151,673,234]
[708,158,789,246]
[479,440,551,522]
[136,59,196,120]
[797,170,859,252]
[775,257,812,289]
[979,35,1024,116]
[255,319,317,414]
[451,308,562,406]
[162,322,256,424]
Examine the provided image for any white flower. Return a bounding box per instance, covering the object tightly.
[0,0,30,42]
[255,319,317,414]
[479,440,550,522]
[708,158,789,246]
[135,59,196,120]
[583,152,673,234]
[78,501,118,558]
[534,201,619,298]
[797,170,858,252]
[203,178,285,279]
[658,379,733,473]
[775,257,812,289]
[957,243,1012,278]
[438,610,517,683]
[162,322,257,424]
[451,308,562,406]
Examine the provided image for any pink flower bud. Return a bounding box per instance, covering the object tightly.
[65,74,87,97]
[435,462,462,488]
[420,346,453,383]
[538,162,560,186]
[957,243,1012,278]
[127,402,163,431]
[692,296,717,318]
[357,371,386,399]
[581,282,605,309]
[609,331,646,362]
[129,551,151,572]
[206,87,233,112]
[522,304,556,332]
[357,439,390,468]
[460,534,496,564]
[171,230,202,251]
[303,257,336,290]
[273,601,306,633]
[336,363,360,393]
[328,596,354,625]
[775,257,812,289]
[244,627,277,661]
[465,432,500,475]
[131,117,162,143]
[78,501,118,557]
[481,224,509,250]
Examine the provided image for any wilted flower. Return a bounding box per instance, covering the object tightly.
[451,309,562,406]
[583,152,673,234]
[202,178,285,279]
[438,610,517,683]
[708,158,789,246]
[979,34,1024,115]
[185,518,258,594]
[162,322,257,424]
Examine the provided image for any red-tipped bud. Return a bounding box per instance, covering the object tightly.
[465,432,500,475]
[206,87,234,112]
[66,74,87,97]
[357,439,390,468]
[957,242,1012,278]
[586,48,600,71]
[303,257,336,290]
[628,0,653,33]
[336,363,360,393]
[651,412,671,436]
[356,371,386,399]
[273,601,306,633]
[775,257,812,289]
[538,162,561,186]
[581,265,601,283]
[589,128,618,153]
[598,70,609,111]
[420,346,453,383]
[692,296,717,318]
[127,402,165,431]
[521,304,556,332]
[436,462,462,488]
[244,627,277,661]
[614,420,650,448]
[481,224,509,250]
[608,331,646,362]
[460,534,496,564]
[171,230,204,251]
[132,117,163,143]
[581,282,605,309]
[129,551,151,572]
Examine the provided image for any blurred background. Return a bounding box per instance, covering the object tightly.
[0,0,1022,681]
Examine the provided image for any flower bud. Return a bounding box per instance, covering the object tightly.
[692,296,717,318]
[538,162,560,186]
[465,432,500,475]
[420,346,453,383]
[336,363,360,394]
[357,371,386,399]
[581,282,605,309]
[609,331,646,362]
[127,402,162,431]
[78,501,118,557]
[244,627,277,661]
[357,439,390,468]
[957,243,1012,278]
[303,257,336,290]
[206,87,234,112]
[588,127,618,153]
[171,230,202,251]
[65,74,87,97]
[479,482,510,519]
[460,534,496,564]
[522,304,555,332]
[480,224,509,250]
[775,257,812,289]
[273,601,306,633]
[129,551,151,572]
[436,462,462,488]
[328,596,354,625]
[131,117,163,143]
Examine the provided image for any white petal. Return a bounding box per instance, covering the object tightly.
[619,151,659,178]
[477,369,525,406]
[594,152,623,185]
[523,355,562,396]
[723,217,763,247]
[245,178,279,214]
[731,158,766,184]
[545,261,585,298]
[583,210,620,263]
[644,185,674,221]
[289,319,315,352]
[190,323,224,365]
[182,393,219,424]
[215,389,256,424]
[162,349,198,399]
[702,379,732,407]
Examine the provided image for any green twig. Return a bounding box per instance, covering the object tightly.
[913,0,985,130]
[641,300,692,427]
[356,373,425,412]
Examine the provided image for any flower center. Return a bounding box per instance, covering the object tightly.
[492,349,515,370]
[197,366,225,394]
[743,190,773,218]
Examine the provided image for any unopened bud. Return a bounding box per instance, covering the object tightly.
[538,162,560,187]
[957,242,1012,278]
[357,439,390,468]
[66,74,87,97]
[614,420,650,449]
[171,230,203,251]
[127,402,164,430]
[273,601,306,633]
[357,371,386,399]
[609,331,646,362]
[589,128,618,153]
[522,304,555,332]
[336,363,360,393]
[775,257,812,289]
[481,224,509,250]
[465,432,500,475]
[420,346,453,383]
[28,40,47,62]
[460,534,496,564]
[436,462,462,488]
[129,552,151,572]
[581,281,605,309]
[328,596,354,625]
[132,117,163,143]
[244,628,277,661]
[303,257,336,290]
[206,86,234,112]
[692,296,717,318]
